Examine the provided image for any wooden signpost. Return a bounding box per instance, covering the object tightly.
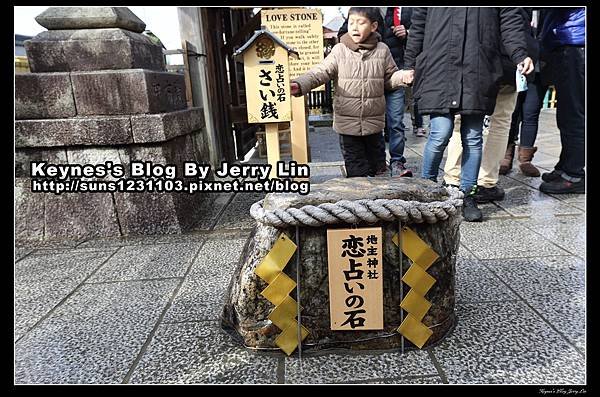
[234,29,299,178]
[262,8,324,164]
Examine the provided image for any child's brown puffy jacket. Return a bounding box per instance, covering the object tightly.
[293,33,405,136]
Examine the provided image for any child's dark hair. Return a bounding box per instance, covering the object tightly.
[348,7,380,23]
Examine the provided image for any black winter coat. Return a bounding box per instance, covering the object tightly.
[404,7,529,116]
[380,7,413,69]
[499,8,539,86]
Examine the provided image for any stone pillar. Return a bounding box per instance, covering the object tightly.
[15,7,211,242]
[221,177,461,353]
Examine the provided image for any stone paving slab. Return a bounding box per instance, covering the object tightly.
[504,170,546,189]
[163,231,250,323]
[455,256,518,304]
[309,163,343,184]
[76,231,207,249]
[494,177,583,217]
[519,291,586,353]
[515,215,585,258]
[366,375,444,384]
[14,248,117,342]
[212,192,266,231]
[308,127,344,163]
[15,279,179,384]
[128,321,279,384]
[459,219,571,259]
[191,192,234,231]
[15,248,33,262]
[15,238,85,250]
[431,301,586,384]
[482,256,585,296]
[27,246,121,257]
[480,256,586,353]
[86,242,203,283]
[548,194,586,211]
[478,202,513,220]
[285,349,438,384]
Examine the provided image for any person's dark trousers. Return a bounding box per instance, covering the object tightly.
[551,46,585,180]
[339,132,386,177]
[508,73,548,147]
[508,91,526,144]
[413,100,423,129]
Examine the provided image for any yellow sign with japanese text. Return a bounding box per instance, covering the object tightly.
[262,8,325,90]
[243,40,293,123]
[327,227,383,330]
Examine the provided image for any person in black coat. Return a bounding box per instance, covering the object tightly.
[338,7,415,177]
[537,7,585,194]
[443,8,540,208]
[401,7,534,221]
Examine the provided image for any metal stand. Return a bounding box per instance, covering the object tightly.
[398,220,405,354]
[295,225,302,367]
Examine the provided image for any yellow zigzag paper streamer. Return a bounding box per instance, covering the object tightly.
[254,233,309,356]
[392,227,439,348]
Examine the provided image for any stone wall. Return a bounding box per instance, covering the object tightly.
[15,7,212,242]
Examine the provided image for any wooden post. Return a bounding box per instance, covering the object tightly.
[177,7,222,168]
[181,41,194,108]
[291,95,310,164]
[265,123,280,178]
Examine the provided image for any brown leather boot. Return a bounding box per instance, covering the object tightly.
[499,142,516,175]
[518,146,541,177]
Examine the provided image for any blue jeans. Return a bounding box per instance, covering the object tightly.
[422,113,484,192]
[385,88,407,164]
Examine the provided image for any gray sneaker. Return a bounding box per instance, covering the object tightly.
[390,161,413,177]
[415,128,427,137]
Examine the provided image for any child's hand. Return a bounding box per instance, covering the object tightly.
[290,82,300,96]
[401,69,414,85]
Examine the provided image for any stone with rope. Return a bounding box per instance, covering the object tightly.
[222,176,463,353]
[250,180,463,227]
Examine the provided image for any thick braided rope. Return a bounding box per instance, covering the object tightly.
[250,186,464,227]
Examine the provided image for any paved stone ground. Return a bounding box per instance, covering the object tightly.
[14,109,586,384]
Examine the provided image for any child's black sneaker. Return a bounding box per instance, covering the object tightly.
[462,186,483,222]
[390,161,413,177]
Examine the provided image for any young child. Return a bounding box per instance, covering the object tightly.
[290,7,405,177]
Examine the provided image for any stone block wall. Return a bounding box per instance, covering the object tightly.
[15,7,212,243]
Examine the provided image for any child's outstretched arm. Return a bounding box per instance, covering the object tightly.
[290,44,340,96]
[383,48,407,90]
